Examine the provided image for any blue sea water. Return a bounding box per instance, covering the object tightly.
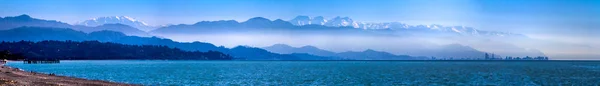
[6,60,600,85]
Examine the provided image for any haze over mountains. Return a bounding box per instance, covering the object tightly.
[0,27,345,60]
[145,15,544,58]
[263,44,424,60]
[0,14,548,60]
[262,43,501,60]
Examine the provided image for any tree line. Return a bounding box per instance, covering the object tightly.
[0,40,233,60]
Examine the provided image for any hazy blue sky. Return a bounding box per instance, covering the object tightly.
[1,0,599,59]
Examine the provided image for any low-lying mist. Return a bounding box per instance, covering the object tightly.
[154,32,562,59]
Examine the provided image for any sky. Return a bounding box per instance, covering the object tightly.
[1,0,598,33]
[1,0,599,59]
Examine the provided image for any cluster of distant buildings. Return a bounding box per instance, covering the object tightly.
[428,53,549,60]
[484,53,549,60]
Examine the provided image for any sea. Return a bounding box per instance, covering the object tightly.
[6,60,600,85]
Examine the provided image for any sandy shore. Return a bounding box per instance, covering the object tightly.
[0,62,137,86]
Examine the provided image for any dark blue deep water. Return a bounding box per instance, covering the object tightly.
[6,60,600,85]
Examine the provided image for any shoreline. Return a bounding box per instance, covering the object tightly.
[0,62,136,86]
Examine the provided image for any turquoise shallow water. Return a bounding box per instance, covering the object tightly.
[6,60,600,85]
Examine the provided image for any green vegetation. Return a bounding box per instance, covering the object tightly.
[0,40,233,60]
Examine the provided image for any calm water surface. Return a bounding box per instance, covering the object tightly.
[6,60,600,85]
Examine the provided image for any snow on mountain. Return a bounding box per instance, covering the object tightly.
[290,16,402,29]
[310,16,327,25]
[400,25,525,37]
[289,16,327,26]
[324,16,360,28]
[289,16,311,26]
[77,16,156,32]
[287,16,523,37]
[357,22,410,29]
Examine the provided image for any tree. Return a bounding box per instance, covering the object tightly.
[0,50,25,60]
[0,40,233,60]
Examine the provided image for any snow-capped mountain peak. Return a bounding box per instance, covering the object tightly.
[89,16,141,24]
[286,15,523,37]
[78,16,155,31]
[289,16,328,26]
[311,16,327,25]
[289,16,310,26]
[325,16,360,28]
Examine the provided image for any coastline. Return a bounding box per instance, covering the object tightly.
[0,61,136,86]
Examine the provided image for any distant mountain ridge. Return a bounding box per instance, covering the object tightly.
[263,44,337,56]
[0,15,150,37]
[263,44,424,60]
[288,16,327,25]
[150,17,366,35]
[88,24,151,37]
[148,15,525,38]
[0,14,72,30]
[288,16,524,37]
[337,49,418,60]
[0,14,524,37]
[262,44,513,59]
[0,14,545,58]
[0,27,339,60]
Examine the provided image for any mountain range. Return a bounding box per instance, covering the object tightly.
[0,14,546,59]
[0,27,348,60]
[288,16,525,37]
[147,15,526,39]
[149,15,541,58]
[0,15,150,37]
[263,44,424,60]
[0,26,429,60]
[262,44,499,60]
[1,14,523,38]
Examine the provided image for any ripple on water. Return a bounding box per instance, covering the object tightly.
[6,60,600,85]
